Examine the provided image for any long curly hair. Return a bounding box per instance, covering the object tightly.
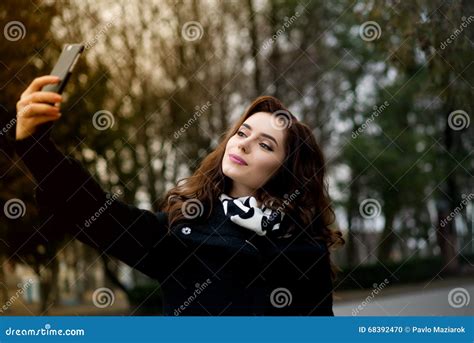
[159,95,344,276]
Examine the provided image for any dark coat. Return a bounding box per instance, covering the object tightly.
[14,133,334,316]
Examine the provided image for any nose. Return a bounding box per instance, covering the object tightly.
[238,139,249,153]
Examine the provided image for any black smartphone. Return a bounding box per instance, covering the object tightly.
[36,43,84,138]
[42,43,84,94]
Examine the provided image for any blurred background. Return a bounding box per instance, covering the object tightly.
[0,0,472,316]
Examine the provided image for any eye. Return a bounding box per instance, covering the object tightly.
[260,143,273,151]
[238,131,273,151]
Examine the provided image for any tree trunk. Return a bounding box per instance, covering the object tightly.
[377,210,397,262]
[268,0,282,98]
[0,254,8,307]
[434,107,460,275]
[246,0,261,95]
[101,255,131,300]
[345,182,360,267]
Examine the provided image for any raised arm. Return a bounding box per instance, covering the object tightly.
[14,76,170,280]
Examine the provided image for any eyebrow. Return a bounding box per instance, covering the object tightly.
[241,123,279,147]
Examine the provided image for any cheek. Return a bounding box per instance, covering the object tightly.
[252,153,283,179]
[260,150,283,169]
[224,138,236,152]
[222,140,234,162]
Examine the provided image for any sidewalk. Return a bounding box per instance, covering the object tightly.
[2,276,472,316]
[334,276,474,316]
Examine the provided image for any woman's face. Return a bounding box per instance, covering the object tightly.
[222,111,287,199]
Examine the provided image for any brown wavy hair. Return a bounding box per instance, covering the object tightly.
[159,96,344,275]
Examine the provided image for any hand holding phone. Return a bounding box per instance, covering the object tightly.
[15,44,84,141]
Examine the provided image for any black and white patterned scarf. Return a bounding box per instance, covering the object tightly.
[218,194,285,237]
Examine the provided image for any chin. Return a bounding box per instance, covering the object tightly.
[222,164,243,181]
[222,164,236,178]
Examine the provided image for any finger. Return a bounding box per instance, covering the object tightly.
[29,113,62,126]
[21,76,61,99]
[17,103,60,118]
[22,91,62,105]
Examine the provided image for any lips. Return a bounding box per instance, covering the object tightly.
[229,154,248,166]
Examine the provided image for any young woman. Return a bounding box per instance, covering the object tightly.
[14,75,344,316]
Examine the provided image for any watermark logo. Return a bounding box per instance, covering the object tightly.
[447,110,470,131]
[181,198,204,219]
[83,190,122,228]
[0,117,17,137]
[270,110,293,131]
[439,16,474,50]
[4,21,26,41]
[181,21,204,42]
[260,11,300,52]
[359,198,381,219]
[0,278,33,314]
[84,15,119,50]
[263,189,300,230]
[352,278,390,316]
[448,287,470,308]
[270,287,292,308]
[174,278,212,316]
[92,287,115,308]
[174,101,212,139]
[4,198,26,219]
[352,101,390,139]
[359,21,382,42]
[92,110,115,131]
[440,193,473,228]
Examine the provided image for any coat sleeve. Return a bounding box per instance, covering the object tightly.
[259,237,335,316]
[14,132,170,280]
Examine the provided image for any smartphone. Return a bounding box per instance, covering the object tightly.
[36,43,84,138]
[42,43,84,94]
